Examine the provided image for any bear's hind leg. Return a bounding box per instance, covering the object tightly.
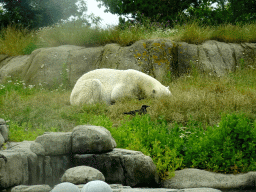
[70,79,105,105]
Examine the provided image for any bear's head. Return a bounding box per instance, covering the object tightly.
[151,85,172,98]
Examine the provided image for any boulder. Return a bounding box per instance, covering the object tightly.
[0,150,26,189]
[34,132,72,156]
[3,141,72,187]
[161,168,256,190]
[72,125,116,154]
[0,55,30,82]
[61,166,105,184]
[6,141,39,185]
[1,40,255,88]
[11,184,51,192]
[21,45,83,88]
[74,148,159,187]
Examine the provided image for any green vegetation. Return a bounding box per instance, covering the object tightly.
[1,64,256,180]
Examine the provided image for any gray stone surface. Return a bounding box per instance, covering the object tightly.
[7,141,39,185]
[61,166,105,184]
[0,150,25,189]
[74,148,159,187]
[1,40,255,88]
[72,125,116,154]
[30,141,46,156]
[0,55,30,82]
[11,184,51,192]
[35,132,72,156]
[161,168,256,190]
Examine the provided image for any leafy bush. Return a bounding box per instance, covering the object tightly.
[180,112,256,174]
[107,114,184,180]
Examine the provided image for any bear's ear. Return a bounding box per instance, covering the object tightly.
[152,89,156,93]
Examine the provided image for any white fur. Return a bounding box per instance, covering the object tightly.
[70,69,172,105]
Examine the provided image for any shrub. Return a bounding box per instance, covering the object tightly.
[181,112,256,174]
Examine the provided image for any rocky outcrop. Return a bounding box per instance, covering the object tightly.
[0,124,159,190]
[0,40,255,88]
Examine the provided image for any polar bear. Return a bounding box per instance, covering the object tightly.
[70,68,172,106]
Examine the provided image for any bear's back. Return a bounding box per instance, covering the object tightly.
[79,69,126,89]
[79,68,162,86]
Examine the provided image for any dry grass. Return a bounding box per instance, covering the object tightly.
[1,20,256,56]
[0,25,38,56]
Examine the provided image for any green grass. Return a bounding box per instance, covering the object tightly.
[1,65,256,180]
[1,19,256,56]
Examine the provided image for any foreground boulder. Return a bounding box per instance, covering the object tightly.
[161,168,256,190]
[74,148,159,187]
[11,184,51,192]
[72,125,116,154]
[0,124,158,189]
[61,166,105,184]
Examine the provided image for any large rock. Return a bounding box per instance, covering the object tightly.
[3,141,73,188]
[6,141,39,185]
[161,168,256,190]
[34,132,72,156]
[72,125,116,154]
[11,184,51,192]
[61,166,105,184]
[0,150,25,189]
[0,55,30,81]
[1,40,255,88]
[74,148,159,187]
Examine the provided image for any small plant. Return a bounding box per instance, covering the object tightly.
[162,71,173,85]
[239,58,245,70]
[0,78,36,96]
[22,42,38,55]
[189,60,200,79]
